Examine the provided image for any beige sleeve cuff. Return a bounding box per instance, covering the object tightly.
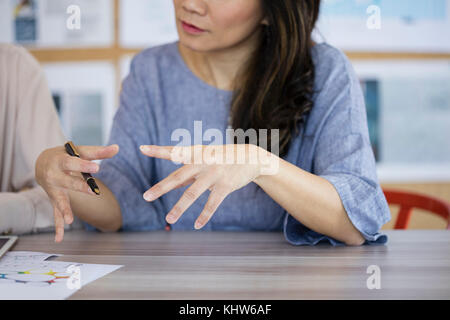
[0,191,35,235]
[0,187,83,235]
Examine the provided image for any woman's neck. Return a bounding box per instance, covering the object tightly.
[178,31,262,91]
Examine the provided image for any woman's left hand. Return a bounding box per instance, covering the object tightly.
[139,144,274,229]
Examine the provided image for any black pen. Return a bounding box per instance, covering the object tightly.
[64,141,100,195]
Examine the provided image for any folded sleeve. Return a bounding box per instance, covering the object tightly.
[85,56,166,231]
[284,49,391,246]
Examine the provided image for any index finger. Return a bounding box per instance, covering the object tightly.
[140,145,202,164]
[76,144,119,160]
[47,188,73,225]
[59,155,99,173]
[53,206,65,243]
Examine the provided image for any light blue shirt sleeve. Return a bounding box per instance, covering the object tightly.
[86,57,166,231]
[283,45,391,246]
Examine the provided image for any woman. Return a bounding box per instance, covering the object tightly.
[36,0,391,245]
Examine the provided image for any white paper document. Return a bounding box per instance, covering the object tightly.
[317,0,450,52]
[0,252,122,300]
[353,60,450,182]
[0,0,113,47]
[120,0,178,47]
[43,62,116,146]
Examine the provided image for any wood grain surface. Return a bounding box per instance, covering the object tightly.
[10,230,450,300]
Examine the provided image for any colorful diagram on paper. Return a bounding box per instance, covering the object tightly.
[0,252,122,300]
[0,266,72,287]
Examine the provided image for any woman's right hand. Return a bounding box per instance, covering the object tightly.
[35,144,119,242]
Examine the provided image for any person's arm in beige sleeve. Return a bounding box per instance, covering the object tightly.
[0,44,81,235]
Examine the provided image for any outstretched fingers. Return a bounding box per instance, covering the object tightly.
[194,187,229,229]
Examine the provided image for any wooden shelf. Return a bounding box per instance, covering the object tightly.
[29,47,450,63]
[346,51,450,60]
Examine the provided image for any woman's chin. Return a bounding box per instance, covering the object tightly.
[178,38,211,53]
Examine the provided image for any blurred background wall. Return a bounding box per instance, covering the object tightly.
[1,0,449,229]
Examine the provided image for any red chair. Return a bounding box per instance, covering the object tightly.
[383,189,450,230]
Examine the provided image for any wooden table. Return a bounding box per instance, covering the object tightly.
[11,230,450,299]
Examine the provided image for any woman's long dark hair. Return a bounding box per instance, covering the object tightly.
[230,0,321,158]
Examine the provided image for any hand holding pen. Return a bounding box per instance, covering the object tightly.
[35,142,119,242]
[64,141,101,195]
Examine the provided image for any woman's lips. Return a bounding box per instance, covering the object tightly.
[181,20,206,34]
